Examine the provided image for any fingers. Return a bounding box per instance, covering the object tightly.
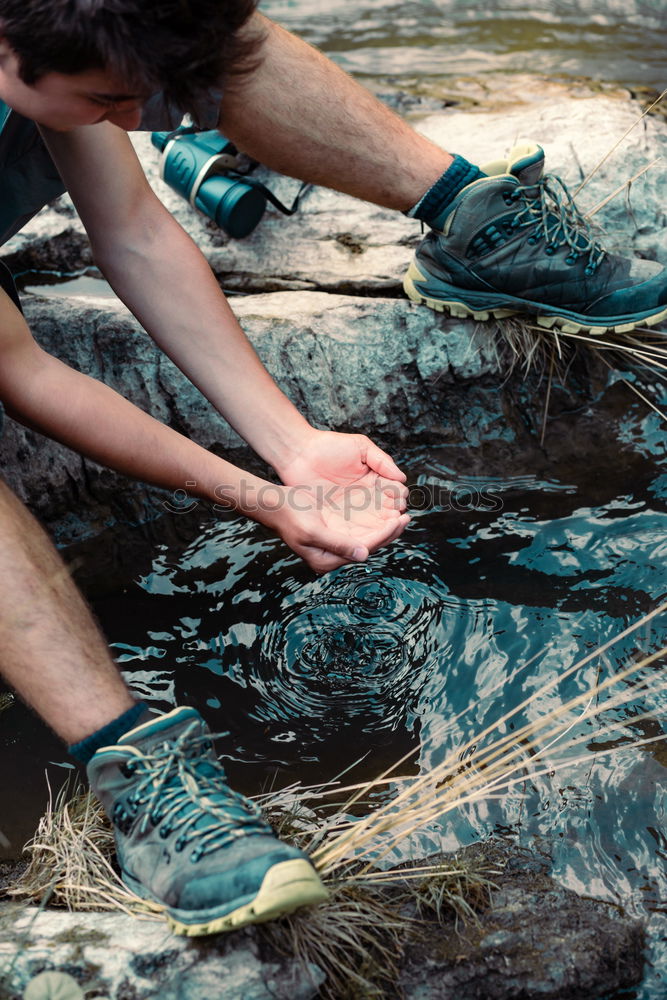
[329,477,408,517]
[362,439,407,484]
[322,536,370,562]
[374,476,409,512]
[300,539,368,575]
[300,511,411,573]
[307,552,350,573]
[365,512,410,552]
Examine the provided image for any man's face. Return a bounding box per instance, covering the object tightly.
[0,42,146,131]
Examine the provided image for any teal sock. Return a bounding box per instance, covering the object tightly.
[407,154,486,230]
[68,702,150,764]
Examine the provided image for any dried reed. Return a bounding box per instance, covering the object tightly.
[7,776,147,918]
[263,880,406,1000]
[310,605,666,879]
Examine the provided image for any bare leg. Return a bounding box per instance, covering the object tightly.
[220,13,453,210]
[0,477,135,744]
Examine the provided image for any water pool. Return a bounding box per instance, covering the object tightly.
[83,388,667,999]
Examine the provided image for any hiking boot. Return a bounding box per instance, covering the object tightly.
[404,141,667,334]
[87,707,328,936]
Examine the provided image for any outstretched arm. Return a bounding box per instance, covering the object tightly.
[32,124,410,567]
[0,288,403,571]
[42,121,315,474]
[42,122,409,481]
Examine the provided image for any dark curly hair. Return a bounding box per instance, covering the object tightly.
[0,0,262,114]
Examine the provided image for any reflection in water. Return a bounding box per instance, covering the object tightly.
[120,535,478,783]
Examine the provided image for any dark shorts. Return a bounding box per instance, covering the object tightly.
[0,252,24,441]
[0,257,21,311]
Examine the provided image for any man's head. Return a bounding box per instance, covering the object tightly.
[0,0,260,129]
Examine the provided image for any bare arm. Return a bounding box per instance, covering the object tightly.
[0,289,273,509]
[37,123,409,567]
[41,121,320,474]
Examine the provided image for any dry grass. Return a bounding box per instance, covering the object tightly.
[400,858,498,930]
[5,783,498,1000]
[260,603,666,996]
[495,313,667,428]
[263,880,406,1000]
[7,777,147,918]
[263,856,498,999]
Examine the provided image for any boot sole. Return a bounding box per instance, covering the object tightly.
[404,261,667,335]
[125,858,329,937]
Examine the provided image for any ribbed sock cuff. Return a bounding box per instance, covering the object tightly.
[68,701,150,764]
[407,155,486,230]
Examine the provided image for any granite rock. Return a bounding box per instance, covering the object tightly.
[0,843,645,1000]
[398,843,646,1000]
[0,904,324,1000]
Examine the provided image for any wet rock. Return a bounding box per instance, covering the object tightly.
[0,860,25,895]
[4,228,93,276]
[398,842,646,1000]
[0,904,324,1000]
[447,0,663,23]
[361,74,635,122]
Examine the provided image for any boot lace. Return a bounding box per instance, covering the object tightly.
[119,722,271,863]
[508,174,606,275]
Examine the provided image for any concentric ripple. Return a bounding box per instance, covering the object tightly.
[123,534,478,771]
[253,570,440,728]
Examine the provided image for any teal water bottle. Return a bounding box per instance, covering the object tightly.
[151,128,266,238]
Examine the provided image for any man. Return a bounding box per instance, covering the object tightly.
[0,0,410,937]
[0,0,664,939]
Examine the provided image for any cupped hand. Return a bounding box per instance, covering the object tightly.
[271,429,411,572]
[265,483,409,573]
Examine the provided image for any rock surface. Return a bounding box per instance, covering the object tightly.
[0,902,324,1000]
[0,843,645,1000]
[398,843,645,1000]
